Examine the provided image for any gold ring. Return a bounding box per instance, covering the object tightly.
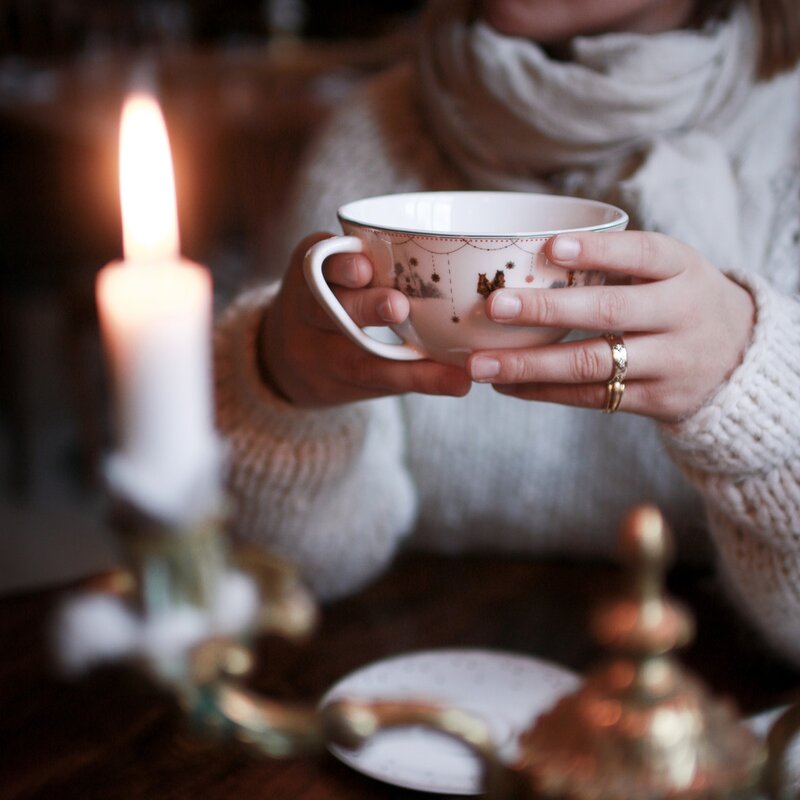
[604,380,625,413]
[604,333,628,383]
[603,333,627,413]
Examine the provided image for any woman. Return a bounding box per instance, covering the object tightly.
[214,0,800,665]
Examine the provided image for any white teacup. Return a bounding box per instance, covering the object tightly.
[303,191,628,366]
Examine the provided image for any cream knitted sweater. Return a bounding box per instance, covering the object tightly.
[214,64,800,665]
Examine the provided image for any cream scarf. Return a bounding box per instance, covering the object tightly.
[416,0,800,275]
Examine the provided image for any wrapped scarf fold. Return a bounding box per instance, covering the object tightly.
[416,0,800,273]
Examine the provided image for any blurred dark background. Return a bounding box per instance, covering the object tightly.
[0,0,422,591]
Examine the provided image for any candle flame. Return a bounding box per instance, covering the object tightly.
[119,93,180,262]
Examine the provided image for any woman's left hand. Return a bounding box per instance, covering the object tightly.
[466,231,755,423]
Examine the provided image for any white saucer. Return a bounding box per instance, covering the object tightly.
[320,648,579,795]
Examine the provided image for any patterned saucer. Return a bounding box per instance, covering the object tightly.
[320,648,579,795]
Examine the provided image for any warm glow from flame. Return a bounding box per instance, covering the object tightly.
[119,93,180,262]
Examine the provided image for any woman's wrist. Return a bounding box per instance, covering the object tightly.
[661,273,800,476]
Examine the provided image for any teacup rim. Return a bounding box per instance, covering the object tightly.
[338,191,629,239]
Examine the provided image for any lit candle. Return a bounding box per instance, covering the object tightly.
[96,93,221,523]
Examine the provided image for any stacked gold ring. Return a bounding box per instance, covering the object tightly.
[603,333,627,413]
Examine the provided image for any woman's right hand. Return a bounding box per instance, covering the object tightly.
[258,233,472,407]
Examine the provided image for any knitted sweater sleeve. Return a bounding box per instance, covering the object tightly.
[213,284,418,600]
[660,273,800,664]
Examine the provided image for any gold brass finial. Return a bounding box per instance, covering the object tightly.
[593,503,692,659]
[514,504,765,799]
[619,503,672,568]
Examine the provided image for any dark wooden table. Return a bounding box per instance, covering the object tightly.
[2,552,799,799]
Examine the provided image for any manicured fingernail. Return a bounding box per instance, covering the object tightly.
[376,296,395,322]
[551,235,581,261]
[491,293,522,320]
[470,356,501,382]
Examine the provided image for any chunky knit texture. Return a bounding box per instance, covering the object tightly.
[215,38,800,664]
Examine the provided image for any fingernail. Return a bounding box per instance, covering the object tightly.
[551,235,581,261]
[470,356,501,382]
[376,296,395,322]
[491,293,522,320]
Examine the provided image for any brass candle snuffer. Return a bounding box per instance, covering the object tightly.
[60,503,800,798]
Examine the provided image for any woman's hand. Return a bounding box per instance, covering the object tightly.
[258,233,472,407]
[466,231,755,422]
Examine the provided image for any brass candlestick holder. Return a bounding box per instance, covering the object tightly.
[60,503,800,798]
[70,497,324,756]
[323,506,800,799]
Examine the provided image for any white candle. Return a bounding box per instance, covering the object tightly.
[96,93,221,523]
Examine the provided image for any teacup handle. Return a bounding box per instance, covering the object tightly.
[303,236,428,362]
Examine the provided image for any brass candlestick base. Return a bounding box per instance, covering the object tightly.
[77,498,325,755]
[516,505,766,798]
[62,497,500,762]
